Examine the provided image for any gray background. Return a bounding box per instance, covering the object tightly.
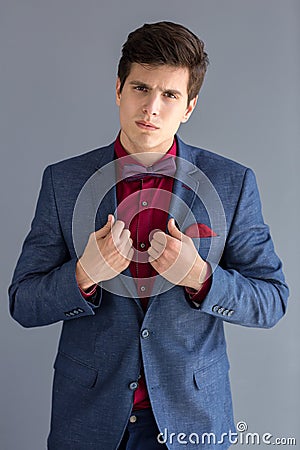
[1,0,299,449]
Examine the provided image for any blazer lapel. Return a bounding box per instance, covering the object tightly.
[167,138,199,232]
[149,137,202,306]
[92,144,140,301]
[92,144,117,230]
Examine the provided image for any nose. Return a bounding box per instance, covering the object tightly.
[142,93,160,116]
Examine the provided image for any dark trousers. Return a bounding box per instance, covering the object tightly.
[118,408,168,450]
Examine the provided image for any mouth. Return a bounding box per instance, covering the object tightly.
[135,121,159,131]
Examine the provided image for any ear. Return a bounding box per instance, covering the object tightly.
[116,78,121,106]
[181,95,198,123]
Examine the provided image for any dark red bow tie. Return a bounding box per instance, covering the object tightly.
[122,156,176,181]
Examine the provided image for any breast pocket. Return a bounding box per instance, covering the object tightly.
[191,236,223,262]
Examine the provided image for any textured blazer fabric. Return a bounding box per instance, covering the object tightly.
[9,136,289,450]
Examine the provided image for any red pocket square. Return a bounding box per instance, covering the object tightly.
[184,223,217,238]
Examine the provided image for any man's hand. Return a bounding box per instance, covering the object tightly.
[148,218,209,290]
[76,214,133,290]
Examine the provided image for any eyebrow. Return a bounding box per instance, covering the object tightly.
[128,80,183,97]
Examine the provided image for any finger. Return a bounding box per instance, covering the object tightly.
[111,220,126,242]
[95,214,115,239]
[147,246,161,260]
[149,228,161,241]
[149,238,165,254]
[119,228,131,242]
[108,214,115,227]
[127,247,134,261]
[167,218,183,241]
[117,230,132,256]
[152,230,167,246]
[119,242,134,262]
[148,253,158,266]
[118,236,133,258]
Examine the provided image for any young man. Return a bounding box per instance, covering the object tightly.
[9,22,289,450]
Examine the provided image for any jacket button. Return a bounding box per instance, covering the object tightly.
[141,329,150,339]
[212,305,219,313]
[129,381,138,391]
[228,310,235,316]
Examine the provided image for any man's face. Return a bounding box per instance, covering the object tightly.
[116,63,197,156]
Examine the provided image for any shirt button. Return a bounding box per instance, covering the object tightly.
[140,242,146,249]
[141,201,148,207]
[140,286,146,292]
[141,329,150,339]
[129,381,138,391]
[129,415,137,423]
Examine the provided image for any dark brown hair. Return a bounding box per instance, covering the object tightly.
[117,21,209,103]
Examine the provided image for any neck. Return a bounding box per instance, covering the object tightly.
[119,131,174,166]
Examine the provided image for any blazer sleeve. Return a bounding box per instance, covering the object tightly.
[197,168,289,328]
[8,166,102,328]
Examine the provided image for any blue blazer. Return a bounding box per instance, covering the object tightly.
[9,136,289,449]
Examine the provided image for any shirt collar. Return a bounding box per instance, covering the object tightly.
[114,132,177,161]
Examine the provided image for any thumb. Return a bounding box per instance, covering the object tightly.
[167,218,183,241]
[95,214,114,239]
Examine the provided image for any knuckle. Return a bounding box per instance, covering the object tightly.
[184,235,192,244]
[123,229,131,239]
[168,240,178,252]
[115,220,125,228]
[88,231,96,241]
[106,234,115,246]
[154,231,165,241]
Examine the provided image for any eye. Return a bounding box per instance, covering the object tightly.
[134,86,148,92]
[163,92,177,99]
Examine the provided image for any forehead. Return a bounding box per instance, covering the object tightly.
[125,63,189,94]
